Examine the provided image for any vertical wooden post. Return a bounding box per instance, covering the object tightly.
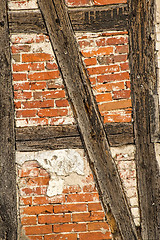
[128,0,160,239]
[0,0,17,239]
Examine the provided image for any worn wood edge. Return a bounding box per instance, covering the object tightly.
[128,0,160,239]
[8,4,128,34]
[0,0,17,239]
[15,123,134,151]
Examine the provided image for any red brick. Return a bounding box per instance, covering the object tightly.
[24,225,52,235]
[106,36,128,45]
[72,211,105,222]
[26,176,50,186]
[11,45,31,53]
[101,31,128,37]
[94,0,126,5]
[20,197,32,206]
[38,109,68,117]
[20,186,47,196]
[12,73,27,81]
[14,101,21,109]
[78,40,94,48]
[97,72,130,83]
[35,34,49,43]
[27,118,48,126]
[38,214,71,224]
[11,36,33,44]
[93,82,125,93]
[99,99,132,112]
[81,49,96,58]
[13,63,45,72]
[113,90,131,99]
[32,196,48,205]
[87,65,120,75]
[67,193,99,202]
[33,90,65,100]
[14,91,32,100]
[19,163,39,177]
[111,54,128,63]
[126,80,131,89]
[44,234,77,240]
[22,53,53,62]
[96,46,113,55]
[28,236,43,240]
[28,71,60,81]
[89,77,96,85]
[120,62,129,71]
[14,82,30,90]
[81,47,113,57]
[22,100,54,109]
[54,203,87,213]
[33,195,65,205]
[83,184,96,192]
[46,62,58,70]
[55,99,69,107]
[96,93,112,102]
[88,202,102,211]
[88,222,110,231]
[54,223,86,233]
[96,38,106,47]
[84,58,97,66]
[21,216,37,225]
[22,205,53,215]
[103,113,131,123]
[30,82,47,90]
[66,0,92,6]
[47,80,64,89]
[12,54,20,62]
[79,231,112,240]
[16,109,37,118]
[63,185,81,194]
[115,45,129,54]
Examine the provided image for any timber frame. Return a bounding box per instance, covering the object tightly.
[128,0,160,239]
[0,0,17,239]
[0,0,159,239]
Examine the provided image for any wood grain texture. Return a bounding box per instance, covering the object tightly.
[128,0,160,239]
[0,0,17,239]
[37,0,138,239]
[8,4,128,34]
[16,123,134,151]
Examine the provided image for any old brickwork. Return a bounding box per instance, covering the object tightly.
[8,0,140,239]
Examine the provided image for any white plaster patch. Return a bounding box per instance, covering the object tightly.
[16,149,86,196]
[30,42,54,54]
[8,0,38,10]
[154,143,160,170]
[110,145,136,159]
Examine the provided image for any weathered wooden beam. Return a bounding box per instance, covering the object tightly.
[0,0,17,239]
[37,0,138,239]
[8,4,128,34]
[15,123,134,151]
[128,0,160,239]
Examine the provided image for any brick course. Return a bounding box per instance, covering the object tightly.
[12,31,131,126]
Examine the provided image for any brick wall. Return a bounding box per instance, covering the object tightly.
[11,31,131,127]
[8,0,140,239]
